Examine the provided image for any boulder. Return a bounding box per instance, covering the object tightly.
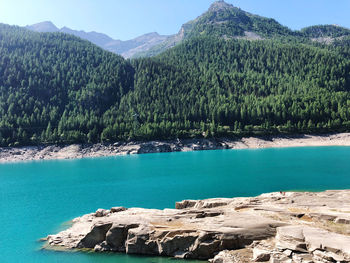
[95,209,110,217]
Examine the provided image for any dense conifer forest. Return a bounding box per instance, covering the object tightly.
[1,2,350,146]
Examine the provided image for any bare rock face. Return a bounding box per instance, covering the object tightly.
[46,190,350,262]
[77,222,112,248]
[105,223,139,251]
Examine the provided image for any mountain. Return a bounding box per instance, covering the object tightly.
[26,22,168,58]
[135,1,295,57]
[26,2,350,58]
[135,1,350,57]
[26,21,59,32]
[2,1,350,146]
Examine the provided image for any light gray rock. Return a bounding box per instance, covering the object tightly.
[45,190,350,262]
[334,217,350,225]
[210,249,253,263]
[292,253,313,263]
[276,226,308,253]
[276,225,350,262]
[269,253,292,263]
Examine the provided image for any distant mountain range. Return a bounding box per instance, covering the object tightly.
[26,21,169,58]
[26,1,350,58]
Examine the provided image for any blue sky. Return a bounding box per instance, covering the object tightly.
[0,0,349,40]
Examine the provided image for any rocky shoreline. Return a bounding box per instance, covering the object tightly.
[1,133,350,163]
[44,190,350,263]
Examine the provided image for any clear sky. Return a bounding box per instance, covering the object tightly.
[0,0,350,41]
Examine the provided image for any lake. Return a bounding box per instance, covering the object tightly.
[1,146,350,263]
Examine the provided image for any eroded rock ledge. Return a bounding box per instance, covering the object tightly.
[45,191,350,262]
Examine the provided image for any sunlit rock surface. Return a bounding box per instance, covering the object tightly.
[46,190,350,262]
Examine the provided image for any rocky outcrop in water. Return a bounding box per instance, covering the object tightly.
[45,190,350,262]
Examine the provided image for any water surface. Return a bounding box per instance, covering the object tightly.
[1,147,350,263]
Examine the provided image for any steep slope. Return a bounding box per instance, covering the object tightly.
[0,24,134,146]
[26,22,168,58]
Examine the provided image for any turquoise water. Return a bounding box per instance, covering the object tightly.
[1,147,350,263]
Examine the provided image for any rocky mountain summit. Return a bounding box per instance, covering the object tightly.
[208,0,234,12]
[45,190,350,262]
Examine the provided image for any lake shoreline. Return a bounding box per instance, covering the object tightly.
[1,132,350,163]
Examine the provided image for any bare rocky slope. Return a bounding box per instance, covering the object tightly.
[45,190,350,263]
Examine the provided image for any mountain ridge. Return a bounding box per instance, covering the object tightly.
[134,0,350,57]
[26,1,350,58]
[26,21,169,58]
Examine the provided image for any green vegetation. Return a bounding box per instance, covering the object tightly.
[301,25,350,38]
[110,37,350,141]
[1,2,350,146]
[0,24,133,146]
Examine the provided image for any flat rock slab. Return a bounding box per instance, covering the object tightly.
[46,190,350,261]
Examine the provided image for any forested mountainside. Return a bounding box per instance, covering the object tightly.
[110,38,350,140]
[1,1,350,146]
[0,24,134,146]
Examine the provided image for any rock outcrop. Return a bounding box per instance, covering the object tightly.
[45,190,350,262]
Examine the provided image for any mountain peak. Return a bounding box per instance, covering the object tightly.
[209,0,235,12]
[26,21,59,33]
